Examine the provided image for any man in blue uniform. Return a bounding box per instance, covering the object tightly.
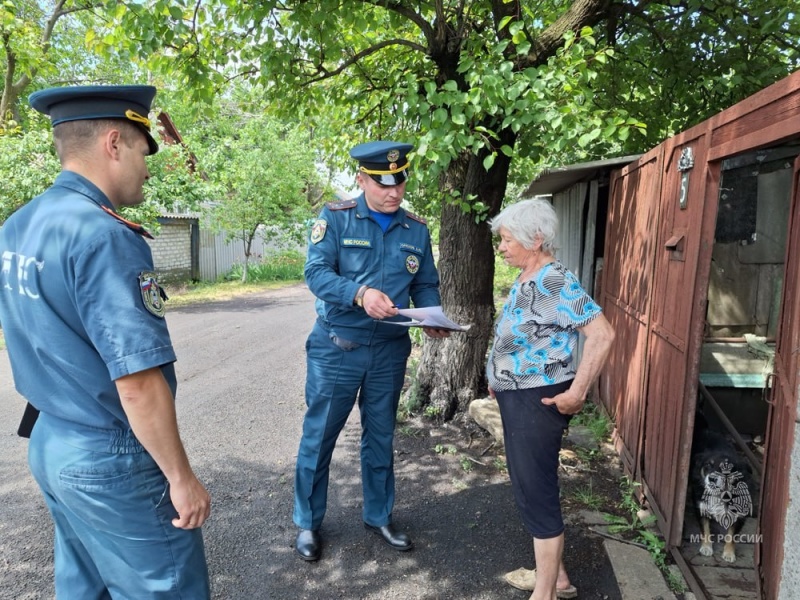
[294,140,450,561]
[0,86,210,598]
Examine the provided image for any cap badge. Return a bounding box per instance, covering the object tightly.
[405,254,420,274]
[386,149,400,162]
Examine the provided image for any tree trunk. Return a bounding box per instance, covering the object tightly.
[414,131,515,421]
[241,233,253,283]
[414,201,496,421]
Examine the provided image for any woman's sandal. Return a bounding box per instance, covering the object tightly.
[503,567,578,598]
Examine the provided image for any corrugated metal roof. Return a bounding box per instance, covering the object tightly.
[158,213,200,221]
[522,154,641,197]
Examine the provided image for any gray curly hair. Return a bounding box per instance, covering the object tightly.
[489,198,559,253]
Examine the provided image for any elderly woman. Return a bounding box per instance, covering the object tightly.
[487,198,615,600]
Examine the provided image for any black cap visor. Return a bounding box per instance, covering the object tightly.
[135,124,159,155]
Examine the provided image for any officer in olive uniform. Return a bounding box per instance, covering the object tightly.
[294,141,450,561]
[0,86,210,598]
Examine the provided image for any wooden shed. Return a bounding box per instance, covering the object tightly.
[595,70,800,599]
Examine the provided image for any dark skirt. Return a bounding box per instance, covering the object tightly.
[495,380,573,539]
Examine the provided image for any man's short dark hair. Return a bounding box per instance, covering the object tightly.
[53,119,145,161]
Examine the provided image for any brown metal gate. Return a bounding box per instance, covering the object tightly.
[601,127,710,546]
[641,130,711,545]
[757,155,800,598]
[599,70,800,599]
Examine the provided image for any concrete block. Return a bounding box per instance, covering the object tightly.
[603,539,676,600]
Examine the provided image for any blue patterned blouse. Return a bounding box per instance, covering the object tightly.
[487,261,602,391]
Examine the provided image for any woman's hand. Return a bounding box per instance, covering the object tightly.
[541,389,584,415]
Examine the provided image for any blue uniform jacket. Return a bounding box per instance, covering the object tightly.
[0,171,177,430]
[305,193,441,345]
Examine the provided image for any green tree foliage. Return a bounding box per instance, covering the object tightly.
[65,1,800,417]
[202,114,319,283]
[87,0,641,418]
[145,131,212,210]
[1,0,56,124]
[596,0,800,143]
[0,127,59,223]
[1,1,214,229]
[1,1,119,126]
[125,128,216,231]
[0,100,214,228]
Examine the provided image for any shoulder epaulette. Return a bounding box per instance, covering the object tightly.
[326,199,357,211]
[405,211,427,225]
[100,205,154,239]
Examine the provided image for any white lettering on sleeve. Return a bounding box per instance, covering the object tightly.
[1,252,44,299]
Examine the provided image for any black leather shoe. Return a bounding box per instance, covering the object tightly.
[364,523,413,551]
[295,529,321,561]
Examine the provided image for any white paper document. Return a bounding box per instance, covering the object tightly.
[385,306,471,332]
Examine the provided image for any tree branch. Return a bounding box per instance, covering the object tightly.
[3,0,97,123]
[361,0,434,43]
[2,33,16,119]
[301,38,426,85]
[517,0,611,68]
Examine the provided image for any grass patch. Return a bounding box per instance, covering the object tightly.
[494,254,518,307]
[164,279,301,308]
[398,356,422,420]
[433,443,458,455]
[572,482,604,510]
[494,254,518,291]
[397,425,424,438]
[573,446,601,464]
[163,250,305,308]
[572,401,612,444]
[601,475,686,594]
[451,477,469,491]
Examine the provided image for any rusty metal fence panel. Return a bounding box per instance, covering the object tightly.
[600,150,663,479]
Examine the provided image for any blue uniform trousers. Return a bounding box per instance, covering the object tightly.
[29,413,209,599]
[294,322,411,530]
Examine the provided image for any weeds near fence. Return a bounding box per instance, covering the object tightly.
[224,250,305,282]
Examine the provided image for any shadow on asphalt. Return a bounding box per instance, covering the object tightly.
[0,448,56,600]
[0,424,621,599]
[200,420,622,599]
[170,294,307,315]
[0,282,621,599]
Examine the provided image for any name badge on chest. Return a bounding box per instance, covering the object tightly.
[342,238,372,248]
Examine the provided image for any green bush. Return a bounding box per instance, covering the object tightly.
[224,250,305,282]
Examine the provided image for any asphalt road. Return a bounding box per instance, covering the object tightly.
[0,283,621,600]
